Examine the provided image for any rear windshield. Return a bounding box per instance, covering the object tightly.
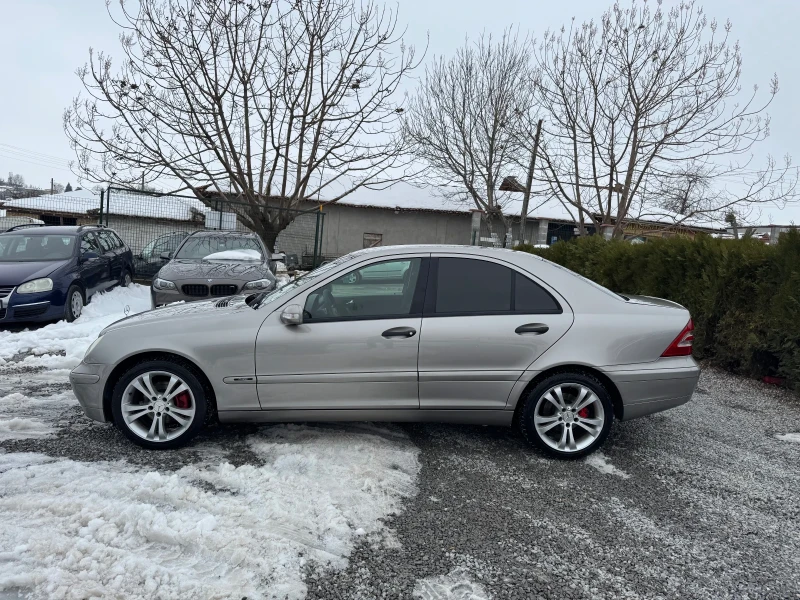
[0,234,76,261]
[175,235,263,259]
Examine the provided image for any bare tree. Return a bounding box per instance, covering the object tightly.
[65,0,420,249]
[533,0,796,237]
[403,30,534,243]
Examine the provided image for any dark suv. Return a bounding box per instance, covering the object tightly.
[0,225,135,324]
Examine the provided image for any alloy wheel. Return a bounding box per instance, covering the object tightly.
[533,383,605,453]
[121,370,196,442]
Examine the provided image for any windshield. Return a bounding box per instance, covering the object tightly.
[0,234,76,261]
[252,254,355,309]
[175,235,263,260]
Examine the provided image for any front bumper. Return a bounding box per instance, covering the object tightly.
[0,289,66,324]
[604,356,701,421]
[69,362,109,422]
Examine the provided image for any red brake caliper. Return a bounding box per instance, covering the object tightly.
[578,407,590,418]
[174,391,191,409]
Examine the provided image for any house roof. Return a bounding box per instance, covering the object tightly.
[0,189,207,221]
[334,182,725,232]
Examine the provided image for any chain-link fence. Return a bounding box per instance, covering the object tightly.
[0,187,325,281]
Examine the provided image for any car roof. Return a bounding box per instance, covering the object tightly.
[0,225,109,236]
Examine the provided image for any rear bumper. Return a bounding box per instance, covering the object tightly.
[604,356,700,421]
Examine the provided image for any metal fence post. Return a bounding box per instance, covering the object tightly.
[99,189,105,225]
[312,210,321,268]
[105,187,110,226]
[318,211,325,264]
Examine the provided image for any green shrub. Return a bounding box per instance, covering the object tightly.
[515,232,800,389]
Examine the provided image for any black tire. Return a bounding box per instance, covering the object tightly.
[518,372,614,459]
[120,269,133,287]
[111,358,209,450]
[64,284,84,323]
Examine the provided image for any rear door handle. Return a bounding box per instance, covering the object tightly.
[515,323,549,335]
[382,326,417,339]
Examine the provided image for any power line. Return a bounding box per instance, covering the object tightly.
[0,143,72,165]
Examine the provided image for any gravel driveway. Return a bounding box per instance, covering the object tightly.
[1,331,799,599]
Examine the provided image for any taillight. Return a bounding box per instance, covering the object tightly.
[661,319,694,357]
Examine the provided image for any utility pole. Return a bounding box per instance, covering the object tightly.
[519,119,543,244]
[51,178,54,195]
[141,172,145,191]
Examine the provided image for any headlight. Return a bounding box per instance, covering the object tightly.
[153,277,177,291]
[243,278,274,291]
[18,278,53,294]
[84,335,103,360]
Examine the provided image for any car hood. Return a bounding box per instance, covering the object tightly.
[102,294,252,333]
[157,259,272,282]
[0,260,68,286]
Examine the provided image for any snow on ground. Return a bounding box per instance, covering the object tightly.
[776,432,800,443]
[0,283,422,599]
[0,425,419,600]
[584,452,630,479]
[0,284,152,372]
[0,417,52,441]
[413,568,489,600]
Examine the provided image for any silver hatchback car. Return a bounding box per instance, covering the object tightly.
[71,245,699,458]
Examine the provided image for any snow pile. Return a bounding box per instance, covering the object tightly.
[0,284,152,371]
[203,249,262,261]
[0,390,75,441]
[584,453,630,479]
[0,424,420,600]
[0,417,52,441]
[414,568,489,600]
[776,433,800,443]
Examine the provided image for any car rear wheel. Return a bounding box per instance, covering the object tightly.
[111,359,209,449]
[519,372,613,459]
[64,285,84,322]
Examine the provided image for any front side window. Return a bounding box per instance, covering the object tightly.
[304,258,422,321]
[80,233,101,254]
[432,258,560,315]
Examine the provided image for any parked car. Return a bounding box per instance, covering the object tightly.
[0,225,135,324]
[71,245,699,456]
[133,230,189,280]
[150,230,283,306]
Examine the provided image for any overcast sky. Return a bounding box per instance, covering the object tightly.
[2,0,798,222]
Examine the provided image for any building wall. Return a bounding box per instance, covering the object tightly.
[313,203,474,256]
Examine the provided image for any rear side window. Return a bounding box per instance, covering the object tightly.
[431,258,560,315]
[80,233,101,254]
[435,258,512,313]
[108,231,125,249]
[96,232,114,252]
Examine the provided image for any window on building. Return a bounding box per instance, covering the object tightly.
[363,233,382,248]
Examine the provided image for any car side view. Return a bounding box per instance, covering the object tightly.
[0,225,135,324]
[70,245,700,458]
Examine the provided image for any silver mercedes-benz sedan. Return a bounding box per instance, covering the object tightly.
[70,245,699,458]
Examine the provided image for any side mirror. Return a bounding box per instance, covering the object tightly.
[280,304,303,325]
[159,251,172,261]
[272,252,286,262]
[81,251,99,262]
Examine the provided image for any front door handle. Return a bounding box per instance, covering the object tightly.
[515,323,549,335]
[382,326,417,339]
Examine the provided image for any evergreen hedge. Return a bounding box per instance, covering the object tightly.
[515,231,800,388]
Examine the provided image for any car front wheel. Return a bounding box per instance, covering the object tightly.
[111,358,209,449]
[64,285,84,322]
[519,372,613,459]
